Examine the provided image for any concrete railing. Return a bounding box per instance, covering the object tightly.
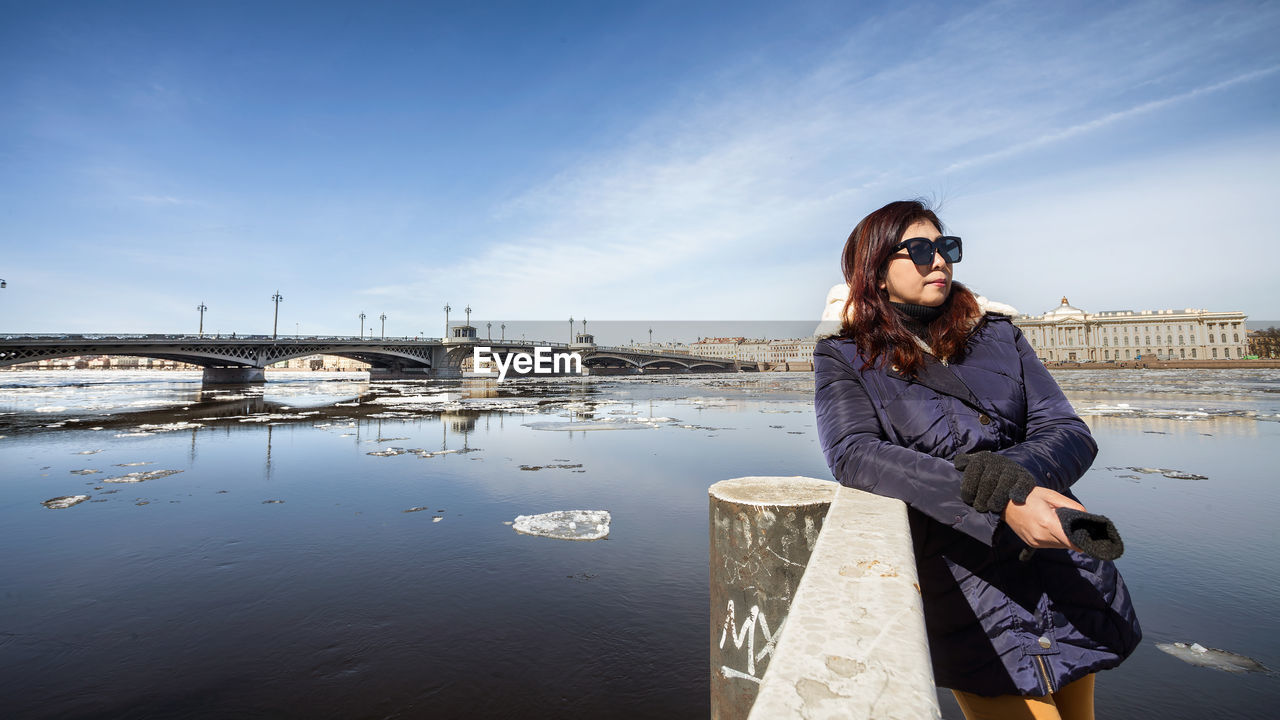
[709,477,939,720]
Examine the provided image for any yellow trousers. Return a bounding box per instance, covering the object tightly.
[952,674,1095,720]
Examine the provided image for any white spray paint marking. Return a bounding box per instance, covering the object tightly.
[718,599,784,679]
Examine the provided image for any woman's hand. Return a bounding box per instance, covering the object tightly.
[1002,487,1086,551]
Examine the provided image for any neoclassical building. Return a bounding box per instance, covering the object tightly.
[1013,297,1249,362]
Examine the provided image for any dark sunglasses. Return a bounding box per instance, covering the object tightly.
[891,235,962,265]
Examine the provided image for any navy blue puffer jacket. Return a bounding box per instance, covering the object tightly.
[814,314,1141,696]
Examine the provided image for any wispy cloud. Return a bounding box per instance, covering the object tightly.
[369,1,1280,318]
[943,64,1280,174]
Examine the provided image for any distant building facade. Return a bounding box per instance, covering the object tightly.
[1013,297,1249,362]
[689,336,818,365]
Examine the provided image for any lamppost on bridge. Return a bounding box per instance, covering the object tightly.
[648,327,653,346]
[465,305,472,327]
[501,323,505,341]
[271,291,283,340]
[443,304,451,337]
[380,313,387,339]
[487,322,491,340]
[359,312,366,338]
[569,316,574,344]
[197,302,207,338]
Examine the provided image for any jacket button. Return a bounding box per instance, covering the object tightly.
[979,414,991,425]
[1038,636,1051,649]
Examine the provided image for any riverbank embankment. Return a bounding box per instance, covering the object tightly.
[1045,359,1280,370]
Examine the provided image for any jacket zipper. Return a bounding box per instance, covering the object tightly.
[1034,655,1055,694]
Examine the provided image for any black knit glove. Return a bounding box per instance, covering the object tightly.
[1056,508,1125,560]
[953,451,1036,513]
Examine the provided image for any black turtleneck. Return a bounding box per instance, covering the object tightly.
[891,301,944,340]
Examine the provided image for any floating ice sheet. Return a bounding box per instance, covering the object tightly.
[102,469,183,483]
[512,510,611,541]
[1155,642,1270,673]
[525,419,655,431]
[42,495,90,509]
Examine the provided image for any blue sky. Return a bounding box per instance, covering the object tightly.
[2,0,1278,336]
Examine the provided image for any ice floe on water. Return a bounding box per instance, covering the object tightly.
[238,412,320,423]
[74,449,103,455]
[134,421,203,432]
[370,392,463,406]
[70,469,100,475]
[524,416,669,431]
[1155,642,1270,673]
[114,461,153,467]
[102,469,183,483]
[412,448,478,459]
[512,510,611,541]
[1106,466,1208,480]
[42,495,90,509]
[519,464,584,471]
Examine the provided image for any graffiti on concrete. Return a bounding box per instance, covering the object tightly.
[718,599,784,683]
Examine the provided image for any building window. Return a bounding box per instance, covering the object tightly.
[1179,335,1184,344]
[1213,347,1218,358]
[1192,349,1197,358]
[1125,350,1131,359]
[1180,349,1185,358]
[1145,336,1150,345]
[1238,347,1243,358]
[1166,335,1172,344]
[1104,350,1110,359]
[1209,334,1215,343]
[1234,333,1240,342]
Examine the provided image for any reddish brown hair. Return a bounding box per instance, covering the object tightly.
[838,199,980,375]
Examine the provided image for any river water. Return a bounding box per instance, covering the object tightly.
[1,369,1277,719]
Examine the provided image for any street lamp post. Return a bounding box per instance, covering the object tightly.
[487,322,491,340]
[465,305,472,327]
[271,292,283,340]
[648,327,653,346]
[569,316,574,344]
[501,323,505,341]
[359,312,367,338]
[380,313,387,339]
[197,302,207,338]
[443,304,451,338]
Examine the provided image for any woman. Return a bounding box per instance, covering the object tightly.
[813,200,1140,719]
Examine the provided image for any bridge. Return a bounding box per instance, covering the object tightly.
[0,334,740,383]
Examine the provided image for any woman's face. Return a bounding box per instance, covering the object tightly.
[881,220,952,307]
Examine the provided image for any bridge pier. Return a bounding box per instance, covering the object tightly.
[202,367,266,384]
